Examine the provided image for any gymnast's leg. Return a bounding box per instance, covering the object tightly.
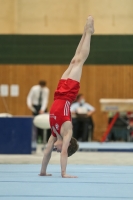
[61,17,92,80]
[61,16,94,81]
[68,16,94,82]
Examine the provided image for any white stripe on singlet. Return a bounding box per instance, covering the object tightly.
[64,101,70,116]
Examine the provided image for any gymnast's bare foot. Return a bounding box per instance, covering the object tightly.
[39,173,52,176]
[62,173,77,178]
[86,16,94,34]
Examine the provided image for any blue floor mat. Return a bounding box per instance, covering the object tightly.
[0,164,133,200]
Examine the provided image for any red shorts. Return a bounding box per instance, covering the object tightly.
[50,78,80,137]
[54,78,80,103]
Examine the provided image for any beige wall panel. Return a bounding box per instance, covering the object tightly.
[0,0,16,33]
[1,65,133,141]
[16,0,80,34]
[0,0,133,34]
[79,0,133,34]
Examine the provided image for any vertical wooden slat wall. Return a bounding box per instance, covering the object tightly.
[0,65,133,140]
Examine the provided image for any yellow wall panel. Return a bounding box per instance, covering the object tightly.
[0,0,133,34]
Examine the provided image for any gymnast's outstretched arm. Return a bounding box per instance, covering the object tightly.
[39,135,56,176]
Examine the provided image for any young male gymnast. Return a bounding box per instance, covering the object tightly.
[39,16,94,178]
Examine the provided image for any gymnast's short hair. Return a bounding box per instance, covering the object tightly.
[67,137,79,157]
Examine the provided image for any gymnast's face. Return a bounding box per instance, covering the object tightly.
[54,140,63,153]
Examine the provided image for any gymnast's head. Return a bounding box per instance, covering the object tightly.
[54,137,79,157]
[67,137,79,157]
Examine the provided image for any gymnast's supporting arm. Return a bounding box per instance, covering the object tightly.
[39,135,56,176]
[60,122,77,178]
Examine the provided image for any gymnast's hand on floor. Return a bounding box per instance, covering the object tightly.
[39,173,52,176]
[62,174,77,178]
